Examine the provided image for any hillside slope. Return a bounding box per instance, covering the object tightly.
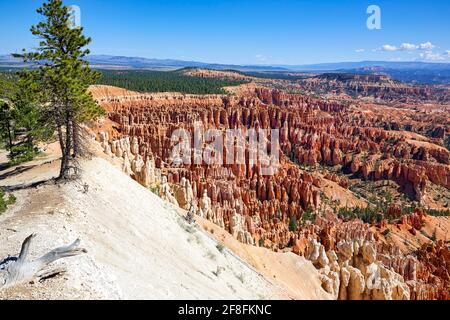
[0,146,329,300]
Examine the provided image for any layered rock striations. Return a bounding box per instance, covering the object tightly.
[92,85,449,300]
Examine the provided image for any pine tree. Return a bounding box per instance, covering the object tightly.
[1,70,53,164]
[17,0,104,179]
[0,98,14,151]
[289,216,298,232]
[0,74,16,151]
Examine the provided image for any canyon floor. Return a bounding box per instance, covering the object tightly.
[0,142,330,300]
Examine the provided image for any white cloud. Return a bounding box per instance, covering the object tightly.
[374,41,448,61]
[419,51,446,61]
[380,44,398,52]
[419,42,436,50]
[400,43,418,50]
[355,49,365,53]
[377,41,437,53]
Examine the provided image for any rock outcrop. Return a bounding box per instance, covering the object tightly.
[91,85,449,300]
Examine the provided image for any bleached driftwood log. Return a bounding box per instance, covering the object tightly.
[0,234,87,290]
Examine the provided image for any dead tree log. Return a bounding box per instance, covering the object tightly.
[0,234,87,289]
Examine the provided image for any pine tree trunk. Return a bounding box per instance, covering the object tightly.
[56,118,68,180]
[59,110,74,180]
[6,120,13,152]
[59,152,69,179]
[57,124,65,155]
[72,121,79,157]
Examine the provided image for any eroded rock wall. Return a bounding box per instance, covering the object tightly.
[92,86,449,300]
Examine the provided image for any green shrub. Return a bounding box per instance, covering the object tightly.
[430,228,437,242]
[258,238,265,248]
[216,243,225,253]
[8,143,41,166]
[424,208,450,217]
[337,206,382,224]
[288,216,298,232]
[0,189,16,214]
[149,185,160,195]
[301,209,315,225]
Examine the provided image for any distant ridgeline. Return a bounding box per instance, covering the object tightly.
[96,69,248,94]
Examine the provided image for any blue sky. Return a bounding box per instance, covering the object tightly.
[1,0,450,65]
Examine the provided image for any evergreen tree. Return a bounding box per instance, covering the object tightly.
[0,74,16,150]
[289,216,298,232]
[1,70,52,164]
[10,73,54,163]
[0,98,14,151]
[17,0,104,178]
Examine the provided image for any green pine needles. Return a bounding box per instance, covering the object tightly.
[15,0,104,178]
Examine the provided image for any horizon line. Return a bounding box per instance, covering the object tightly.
[2,53,450,67]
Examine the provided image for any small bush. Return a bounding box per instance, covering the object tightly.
[212,266,223,277]
[430,228,437,242]
[206,251,217,260]
[8,144,41,167]
[301,209,315,225]
[194,233,203,244]
[216,243,225,253]
[179,218,197,234]
[0,189,16,214]
[227,283,236,293]
[420,230,430,238]
[338,205,393,224]
[258,238,265,248]
[7,194,16,205]
[288,216,298,232]
[149,185,160,196]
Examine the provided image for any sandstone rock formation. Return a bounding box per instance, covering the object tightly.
[91,85,449,300]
